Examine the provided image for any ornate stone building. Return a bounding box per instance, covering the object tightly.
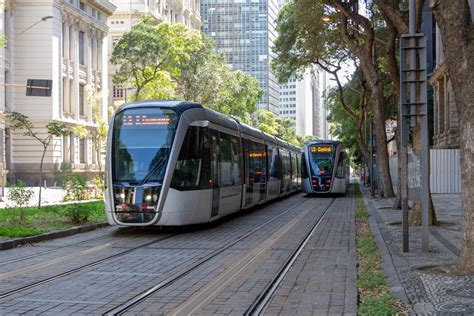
[1,0,116,189]
[429,24,460,149]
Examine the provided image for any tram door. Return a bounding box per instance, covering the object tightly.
[211,130,242,217]
[244,139,267,206]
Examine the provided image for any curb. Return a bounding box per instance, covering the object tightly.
[0,222,109,251]
[358,185,411,306]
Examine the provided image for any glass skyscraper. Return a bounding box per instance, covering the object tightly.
[200,0,280,113]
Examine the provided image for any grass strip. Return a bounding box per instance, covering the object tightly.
[0,201,106,239]
[354,183,407,315]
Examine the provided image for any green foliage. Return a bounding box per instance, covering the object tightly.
[62,204,94,224]
[273,0,349,83]
[7,111,69,208]
[63,174,88,201]
[357,270,386,289]
[0,201,106,239]
[111,16,202,101]
[6,180,34,224]
[250,109,302,146]
[358,232,379,256]
[325,72,367,166]
[359,294,398,316]
[89,176,104,199]
[0,227,44,238]
[0,34,7,48]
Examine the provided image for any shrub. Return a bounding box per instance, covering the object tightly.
[88,176,104,199]
[7,181,34,224]
[63,174,88,201]
[62,204,93,224]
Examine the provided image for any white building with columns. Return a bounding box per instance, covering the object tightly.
[1,0,115,189]
[107,0,201,107]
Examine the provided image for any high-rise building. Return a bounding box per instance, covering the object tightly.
[1,0,116,190]
[108,0,201,107]
[279,67,322,137]
[200,0,280,114]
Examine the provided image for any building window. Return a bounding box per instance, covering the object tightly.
[113,85,124,99]
[79,1,86,11]
[79,84,85,116]
[79,138,86,164]
[79,31,85,65]
[63,78,68,112]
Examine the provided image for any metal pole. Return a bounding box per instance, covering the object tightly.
[370,121,375,197]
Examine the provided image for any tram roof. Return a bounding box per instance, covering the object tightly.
[307,140,341,145]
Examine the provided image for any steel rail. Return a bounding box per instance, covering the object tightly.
[104,197,309,316]
[245,198,336,315]
[0,233,174,299]
[0,228,137,267]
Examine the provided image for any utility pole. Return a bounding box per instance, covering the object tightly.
[400,0,430,252]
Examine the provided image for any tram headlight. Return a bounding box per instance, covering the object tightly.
[145,195,152,201]
[120,193,126,199]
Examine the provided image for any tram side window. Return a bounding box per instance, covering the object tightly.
[290,152,297,182]
[218,132,241,187]
[268,145,280,180]
[336,152,346,178]
[171,126,211,190]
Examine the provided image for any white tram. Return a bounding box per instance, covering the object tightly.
[301,141,349,194]
[104,101,301,226]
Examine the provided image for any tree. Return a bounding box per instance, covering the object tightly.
[7,112,69,208]
[175,37,263,121]
[429,0,474,272]
[325,70,369,167]
[273,0,395,197]
[251,109,301,146]
[111,16,202,101]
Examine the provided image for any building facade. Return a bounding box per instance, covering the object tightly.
[200,0,280,114]
[1,0,115,189]
[430,21,460,149]
[107,0,201,107]
[279,67,321,136]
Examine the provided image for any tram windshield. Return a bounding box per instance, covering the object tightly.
[112,107,179,184]
[309,145,335,176]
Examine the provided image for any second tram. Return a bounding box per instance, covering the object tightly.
[301,140,349,194]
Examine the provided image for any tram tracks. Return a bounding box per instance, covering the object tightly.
[246,198,336,315]
[105,197,333,315]
[0,195,308,305]
[0,228,137,267]
[0,233,175,299]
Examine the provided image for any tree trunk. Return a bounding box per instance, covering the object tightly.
[38,146,47,209]
[372,83,396,198]
[431,0,474,272]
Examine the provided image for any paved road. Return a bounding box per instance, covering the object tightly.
[0,187,357,315]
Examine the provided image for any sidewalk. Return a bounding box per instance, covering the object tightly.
[362,186,474,314]
[0,187,67,208]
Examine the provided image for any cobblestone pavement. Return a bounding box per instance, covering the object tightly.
[362,187,474,314]
[0,191,357,315]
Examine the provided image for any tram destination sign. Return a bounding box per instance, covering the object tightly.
[123,115,171,126]
[311,145,333,153]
